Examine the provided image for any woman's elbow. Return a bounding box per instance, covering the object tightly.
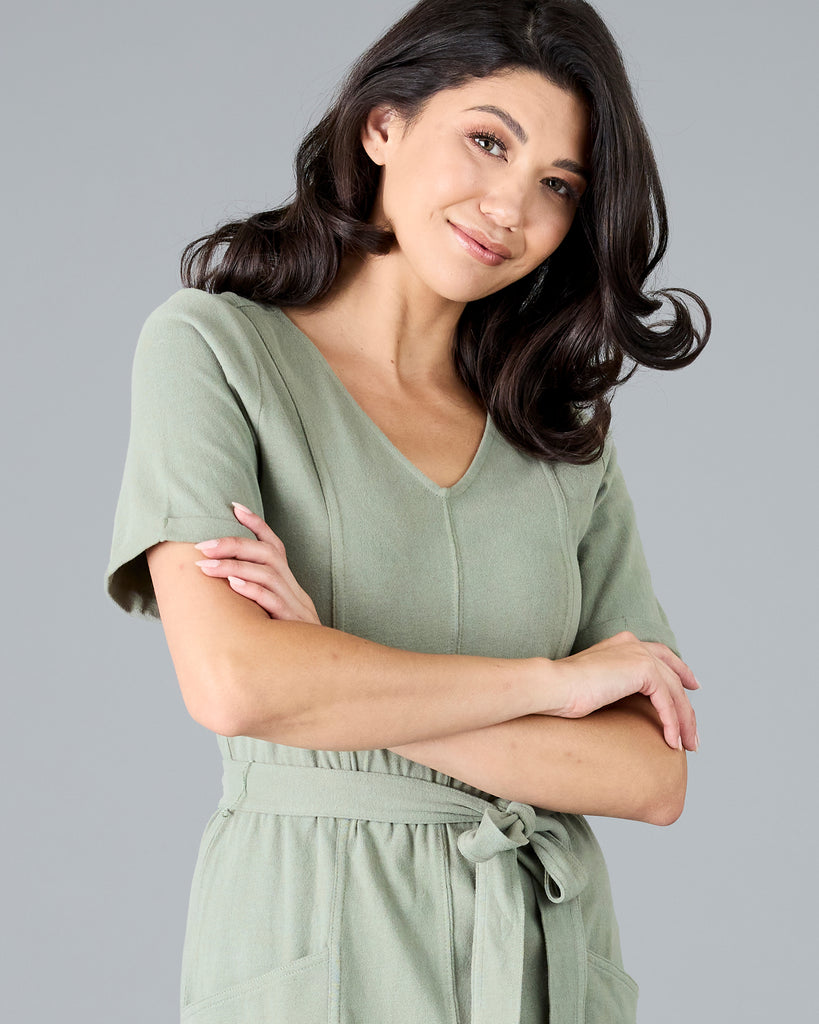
[176,656,276,739]
[645,790,686,826]
[642,752,688,826]
[180,683,246,737]
[185,695,251,738]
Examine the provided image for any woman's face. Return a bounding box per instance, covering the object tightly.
[362,68,590,305]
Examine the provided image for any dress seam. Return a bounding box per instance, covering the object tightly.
[437,826,462,1024]
[538,462,580,657]
[223,298,265,439]
[328,820,349,1024]
[442,496,464,654]
[232,302,341,643]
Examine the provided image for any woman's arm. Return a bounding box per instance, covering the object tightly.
[388,695,688,825]
[146,539,543,750]
[154,505,698,759]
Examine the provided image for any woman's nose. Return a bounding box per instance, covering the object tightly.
[478,179,528,230]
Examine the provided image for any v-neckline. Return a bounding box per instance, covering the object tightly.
[272,306,495,497]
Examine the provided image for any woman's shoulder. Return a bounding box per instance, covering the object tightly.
[140,287,276,345]
[546,432,615,500]
[136,288,297,382]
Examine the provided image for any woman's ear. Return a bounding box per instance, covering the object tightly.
[361,106,400,166]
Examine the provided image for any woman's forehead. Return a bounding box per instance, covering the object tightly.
[406,70,590,158]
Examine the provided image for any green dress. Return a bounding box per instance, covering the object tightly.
[106,288,678,1024]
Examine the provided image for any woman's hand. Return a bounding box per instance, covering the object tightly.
[546,632,701,751]
[193,502,321,624]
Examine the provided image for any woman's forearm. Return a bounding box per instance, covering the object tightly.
[388,695,688,825]
[150,541,696,756]
[148,542,549,749]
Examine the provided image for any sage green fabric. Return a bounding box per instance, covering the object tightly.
[106,288,678,1023]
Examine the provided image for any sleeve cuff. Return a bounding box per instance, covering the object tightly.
[572,616,681,658]
[105,514,256,619]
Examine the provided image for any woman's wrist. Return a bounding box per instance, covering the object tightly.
[517,656,568,718]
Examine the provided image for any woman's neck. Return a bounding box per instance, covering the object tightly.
[283,250,466,387]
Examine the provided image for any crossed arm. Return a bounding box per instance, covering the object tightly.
[386,696,687,824]
[147,505,698,827]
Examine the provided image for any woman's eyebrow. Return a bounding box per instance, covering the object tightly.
[465,105,589,180]
[466,105,528,143]
[553,157,588,182]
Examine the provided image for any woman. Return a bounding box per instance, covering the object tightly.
[106,1,708,1021]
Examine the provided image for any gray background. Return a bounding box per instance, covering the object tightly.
[3,0,816,1020]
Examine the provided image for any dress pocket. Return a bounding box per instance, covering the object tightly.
[179,810,234,1007]
[180,948,330,1024]
[585,949,639,1023]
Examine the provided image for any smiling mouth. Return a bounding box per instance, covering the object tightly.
[448,222,512,266]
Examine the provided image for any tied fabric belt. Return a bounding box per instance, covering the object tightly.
[219,759,591,1024]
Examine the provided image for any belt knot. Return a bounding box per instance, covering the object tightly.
[456,800,536,861]
[457,799,588,904]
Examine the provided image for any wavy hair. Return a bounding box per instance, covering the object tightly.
[182,0,710,463]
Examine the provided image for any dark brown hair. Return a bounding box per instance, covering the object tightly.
[182,0,710,464]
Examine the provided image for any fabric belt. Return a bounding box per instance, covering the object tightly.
[219,758,590,1024]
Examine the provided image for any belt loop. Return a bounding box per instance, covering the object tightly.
[220,759,254,816]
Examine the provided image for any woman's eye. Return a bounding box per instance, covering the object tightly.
[471,133,506,158]
[545,177,569,197]
[544,177,581,202]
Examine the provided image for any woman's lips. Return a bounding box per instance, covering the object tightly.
[448,221,512,266]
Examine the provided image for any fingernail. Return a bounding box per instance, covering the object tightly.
[195,559,220,568]
[695,731,700,751]
[194,540,220,552]
[228,576,246,587]
[231,502,252,515]
[677,737,683,751]
[694,676,703,689]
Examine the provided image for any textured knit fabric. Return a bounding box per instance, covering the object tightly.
[106,288,678,1024]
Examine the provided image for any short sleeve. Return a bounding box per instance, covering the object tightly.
[105,290,264,619]
[571,441,680,656]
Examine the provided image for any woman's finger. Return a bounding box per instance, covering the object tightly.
[644,642,701,692]
[225,576,310,621]
[203,510,315,607]
[644,658,698,751]
[664,666,699,751]
[196,544,321,622]
[232,502,286,554]
[231,505,320,611]
[640,676,684,750]
[639,643,699,750]
[194,535,285,567]
[196,555,297,597]
[193,534,309,602]
[195,556,320,622]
